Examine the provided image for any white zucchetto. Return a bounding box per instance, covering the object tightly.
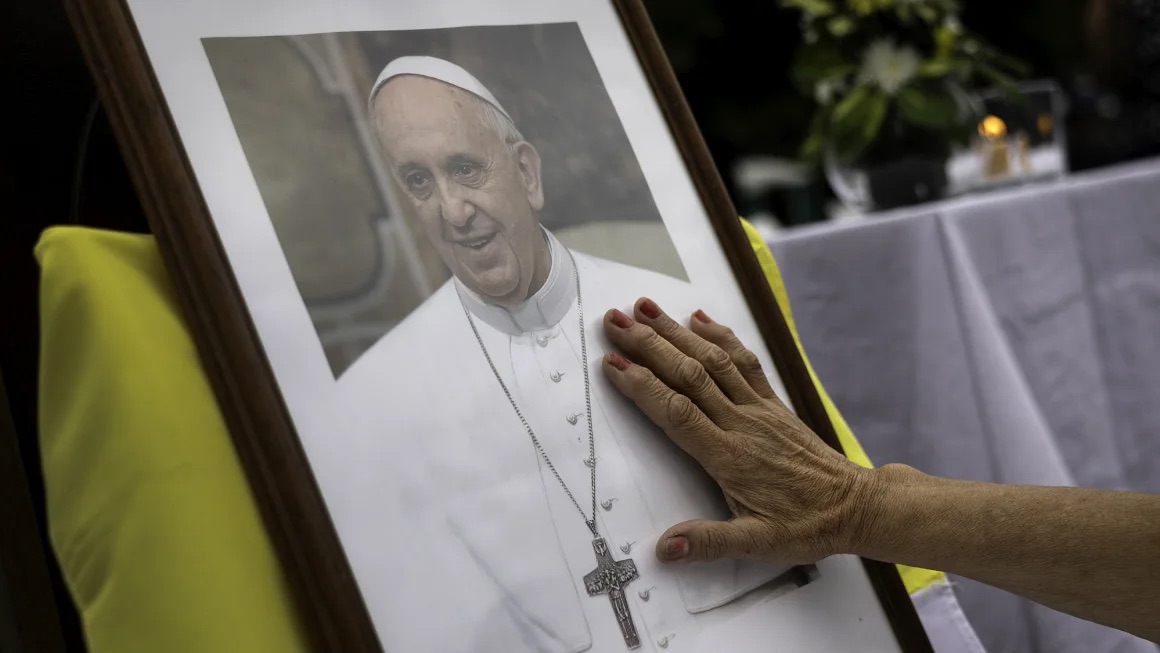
[368,55,512,122]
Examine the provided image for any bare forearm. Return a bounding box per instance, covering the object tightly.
[851,464,1160,642]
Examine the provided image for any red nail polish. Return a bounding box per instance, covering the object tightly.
[693,309,712,324]
[609,352,631,371]
[610,309,634,329]
[639,298,661,319]
[664,536,689,560]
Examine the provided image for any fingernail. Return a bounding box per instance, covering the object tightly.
[639,298,661,320]
[610,309,634,329]
[662,536,689,561]
[693,309,712,324]
[608,352,631,371]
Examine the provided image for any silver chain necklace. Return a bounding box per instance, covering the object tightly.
[461,249,597,534]
[459,248,643,649]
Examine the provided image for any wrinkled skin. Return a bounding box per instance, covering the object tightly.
[600,298,877,566]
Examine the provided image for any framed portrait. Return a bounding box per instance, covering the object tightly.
[66,0,933,651]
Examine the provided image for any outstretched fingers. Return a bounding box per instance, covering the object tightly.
[602,351,727,469]
[604,308,734,422]
[689,310,781,402]
[632,298,762,406]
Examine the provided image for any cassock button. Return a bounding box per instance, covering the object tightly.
[567,413,581,425]
[600,498,618,511]
[620,541,634,554]
[536,332,558,347]
[638,587,654,601]
[550,371,565,383]
[657,634,676,648]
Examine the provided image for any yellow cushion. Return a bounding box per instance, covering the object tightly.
[36,224,940,653]
[36,227,308,653]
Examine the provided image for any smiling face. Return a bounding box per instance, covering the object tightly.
[372,75,548,308]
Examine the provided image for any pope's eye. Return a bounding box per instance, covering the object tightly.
[404,171,432,193]
[453,162,480,179]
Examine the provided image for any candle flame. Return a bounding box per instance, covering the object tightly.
[979,115,1007,140]
[1037,114,1054,136]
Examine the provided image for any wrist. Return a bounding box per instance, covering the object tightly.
[842,463,925,558]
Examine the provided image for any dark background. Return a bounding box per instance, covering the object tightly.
[2,0,1157,650]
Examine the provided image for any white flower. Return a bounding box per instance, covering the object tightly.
[815,78,846,105]
[858,39,921,95]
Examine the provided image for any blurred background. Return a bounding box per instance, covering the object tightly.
[647,0,1160,235]
[3,1,1160,651]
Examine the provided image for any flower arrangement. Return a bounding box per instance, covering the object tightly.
[782,0,1026,164]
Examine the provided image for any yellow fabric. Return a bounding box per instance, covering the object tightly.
[36,227,308,653]
[740,219,946,596]
[36,223,940,653]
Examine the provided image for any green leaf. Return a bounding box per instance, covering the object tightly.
[829,87,888,162]
[791,45,856,92]
[800,132,825,161]
[897,87,959,129]
[916,5,938,22]
[799,110,829,162]
[919,58,952,77]
[934,25,958,58]
[920,57,972,78]
[826,15,855,36]
[830,129,869,163]
[830,127,873,163]
[831,83,872,124]
[779,0,836,15]
[861,91,889,140]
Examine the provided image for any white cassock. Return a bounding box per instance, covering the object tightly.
[337,229,800,653]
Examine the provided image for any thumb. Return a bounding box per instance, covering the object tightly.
[656,517,762,564]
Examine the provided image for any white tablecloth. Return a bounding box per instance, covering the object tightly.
[770,159,1160,653]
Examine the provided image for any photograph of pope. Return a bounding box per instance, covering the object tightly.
[332,53,801,652]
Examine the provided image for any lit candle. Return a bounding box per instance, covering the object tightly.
[979,115,1010,180]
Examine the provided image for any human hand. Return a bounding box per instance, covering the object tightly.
[601,298,877,566]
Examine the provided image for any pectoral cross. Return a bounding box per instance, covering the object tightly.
[583,537,641,649]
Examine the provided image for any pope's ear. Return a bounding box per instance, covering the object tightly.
[514,141,544,212]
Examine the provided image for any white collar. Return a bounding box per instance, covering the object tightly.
[454,229,576,336]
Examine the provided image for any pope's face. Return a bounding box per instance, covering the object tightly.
[373,75,546,307]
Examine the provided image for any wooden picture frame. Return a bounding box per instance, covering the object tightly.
[64,1,932,651]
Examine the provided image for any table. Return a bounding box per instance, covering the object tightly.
[769,158,1160,653]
